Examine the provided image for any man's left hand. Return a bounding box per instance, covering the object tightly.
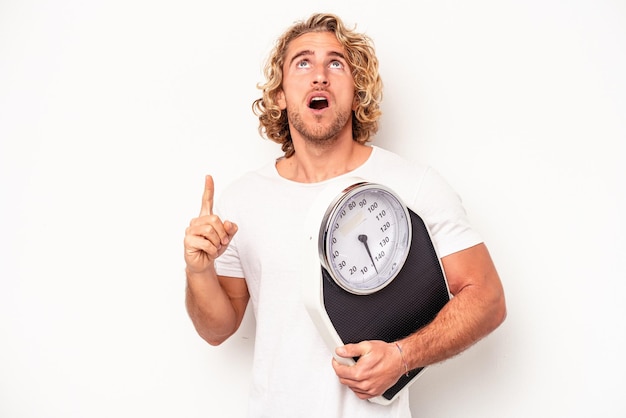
[332,340,404,400]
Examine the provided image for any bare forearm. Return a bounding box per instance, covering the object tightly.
[399,281,506,370]
[183,175,248,345]
[185,267,242,346]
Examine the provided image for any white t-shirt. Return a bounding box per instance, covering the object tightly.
[214,146,482,418]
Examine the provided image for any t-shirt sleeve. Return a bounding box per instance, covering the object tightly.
[414,167,483,257]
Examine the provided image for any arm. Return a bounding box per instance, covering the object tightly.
[333,243,506,399]
[184,175,250,346]
[186,270,249,346]
[397,242,506,366]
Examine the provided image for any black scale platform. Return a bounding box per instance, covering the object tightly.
[321,208,450,401]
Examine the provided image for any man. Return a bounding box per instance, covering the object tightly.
[184,12,506,417]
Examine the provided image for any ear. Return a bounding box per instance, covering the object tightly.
[277,89,287,110]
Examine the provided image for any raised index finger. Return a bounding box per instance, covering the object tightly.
[199,174,214,216]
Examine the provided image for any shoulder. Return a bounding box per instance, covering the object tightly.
[213,163,274,216]
[364,147,482,256]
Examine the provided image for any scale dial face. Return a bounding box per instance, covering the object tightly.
[320,182,412,295]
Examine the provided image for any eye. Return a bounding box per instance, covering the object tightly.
[329,60,344,69]
[296,59,310,69]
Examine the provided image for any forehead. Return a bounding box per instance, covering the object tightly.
[285,31,345,59]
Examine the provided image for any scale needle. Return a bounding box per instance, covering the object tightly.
[358,234,378,274]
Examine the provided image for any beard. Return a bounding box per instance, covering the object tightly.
[287,106,352,146]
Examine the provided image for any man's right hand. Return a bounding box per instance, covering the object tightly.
[184,175,238,274]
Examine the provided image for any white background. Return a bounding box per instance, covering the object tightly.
[1,1,624,417]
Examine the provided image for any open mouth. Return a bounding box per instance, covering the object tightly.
[308,96,329,110]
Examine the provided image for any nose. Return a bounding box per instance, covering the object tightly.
[312,69,329,87]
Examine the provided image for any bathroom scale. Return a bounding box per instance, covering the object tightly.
[301,177,451,405]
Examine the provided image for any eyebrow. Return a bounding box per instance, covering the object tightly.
[288,50,347,67]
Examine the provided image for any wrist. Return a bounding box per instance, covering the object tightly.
[394,342,410,377]
[185,262,217,280]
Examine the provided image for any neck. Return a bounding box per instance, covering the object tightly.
[276,139,372,183]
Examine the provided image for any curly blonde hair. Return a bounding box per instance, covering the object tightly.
[252,13,383,158]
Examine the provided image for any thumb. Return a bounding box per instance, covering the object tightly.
[336,342,369,359]
[224,221,239,238]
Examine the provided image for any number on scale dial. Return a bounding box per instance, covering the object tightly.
[320,183,412,295]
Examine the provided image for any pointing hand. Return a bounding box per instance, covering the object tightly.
[184,175,238,274]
